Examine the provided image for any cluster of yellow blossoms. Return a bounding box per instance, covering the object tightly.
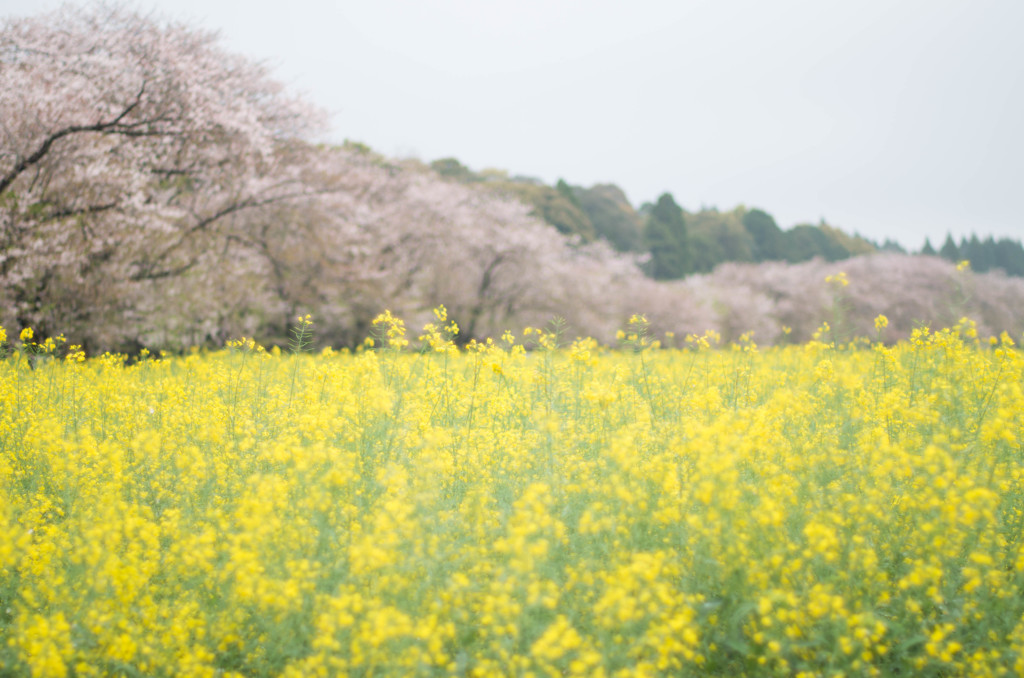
[1,312,1023,676]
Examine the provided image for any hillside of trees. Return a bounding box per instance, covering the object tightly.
[429,157,1024,280]
[3,5,1024,353]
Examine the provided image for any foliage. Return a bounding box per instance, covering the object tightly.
[428,159,597,242]
[783,224,851,263]
[489,181,596,242]
[877,238,907,254]
[686,208,755,272]
[675,208,875,273]
[929,233,1024,277]
[644,193,691,280]
[742,208,785,261]
[430,157,476,183]
[571,184,645,252]
[940,234,961,262]
[2,315,1024,675]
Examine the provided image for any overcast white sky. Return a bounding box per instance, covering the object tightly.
[3,0,1023,249]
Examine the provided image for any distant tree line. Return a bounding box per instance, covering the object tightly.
[430,158,1024,281]
[922,234,1024,277]
[635,198,877,279]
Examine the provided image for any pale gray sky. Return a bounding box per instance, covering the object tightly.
[4,0,1023,249]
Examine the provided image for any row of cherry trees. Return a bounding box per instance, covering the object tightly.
[3,5,1023,352]
[0,4,692,351]
[681,253,1024,346]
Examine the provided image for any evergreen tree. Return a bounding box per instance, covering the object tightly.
[981,236,998,273]
[938,233,960,261]
[880,238,907,253]
[431,157,476,182]
[921,238,937,256]
[491,181,596,241]
[994,238,1024,276]
[781,225,850,262]
[966,235,991,272]
[555,178,582,209]
[573,184,645,252]
[741,208,784,261]
[964,233,988,271]
[645,193,690,279]
[686,208,755,272]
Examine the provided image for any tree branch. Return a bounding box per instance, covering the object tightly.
[0,82,152,194]
[128,187,315,281]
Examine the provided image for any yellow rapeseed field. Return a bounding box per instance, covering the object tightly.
[1,310,1023,677]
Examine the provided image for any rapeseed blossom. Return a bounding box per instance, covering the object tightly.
[1,315,1023,676]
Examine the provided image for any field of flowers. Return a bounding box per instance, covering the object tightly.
[1,310,1023,677]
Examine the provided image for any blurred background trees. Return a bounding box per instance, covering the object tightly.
[571,183,645,253]
[2,4,1023,353]
[931,233,1024,276]
[0,4,322,349]
[644,193,691,279]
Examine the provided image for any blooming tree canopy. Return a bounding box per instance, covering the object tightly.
[0,4,322,346]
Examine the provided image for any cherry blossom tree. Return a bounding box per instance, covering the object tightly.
[684,254,1024,345]
[0,4,323,349]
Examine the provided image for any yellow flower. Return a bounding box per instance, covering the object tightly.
[19,327,33,342]
[874,315,889,330]
[2,310,1021,676]
[825,271,849,287]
